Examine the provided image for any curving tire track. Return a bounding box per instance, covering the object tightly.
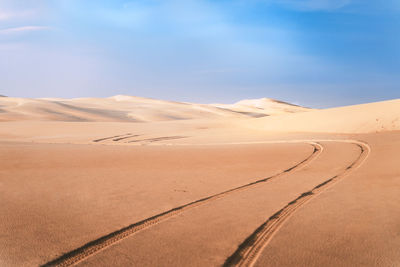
[42,142,322,267]
[223,140,370,267]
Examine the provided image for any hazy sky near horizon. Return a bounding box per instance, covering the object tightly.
[0,0,399,108]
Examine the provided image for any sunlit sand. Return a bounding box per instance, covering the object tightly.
[0,96,399,266]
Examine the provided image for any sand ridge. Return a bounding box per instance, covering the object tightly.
[0,96,309,122]
[245,99,400,133]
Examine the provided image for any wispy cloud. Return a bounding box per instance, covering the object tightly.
[0,0,398,106]
[0,26,51,34]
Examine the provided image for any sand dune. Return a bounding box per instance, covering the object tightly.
[0,95,309,122]
[212,98,310,117]
[0,96,399,266]
[1,95,398,134]
[0,98,398,145]
[245,99,400,133]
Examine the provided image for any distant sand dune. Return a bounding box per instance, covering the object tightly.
[0,95,310,122]
[2,96,398,134]
[245,99,400,133]
[212,98,310,116]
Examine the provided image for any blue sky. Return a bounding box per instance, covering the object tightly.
[0,0,399,108]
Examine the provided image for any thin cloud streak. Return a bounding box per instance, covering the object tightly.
[0,26,51,34]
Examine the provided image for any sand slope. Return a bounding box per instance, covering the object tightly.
[0,95,309,122]
[212,98,310,117]
[245,99,400,133]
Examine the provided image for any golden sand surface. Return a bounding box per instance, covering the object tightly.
[0,97,399,266]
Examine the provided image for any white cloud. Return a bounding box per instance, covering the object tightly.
[0,26,51,34]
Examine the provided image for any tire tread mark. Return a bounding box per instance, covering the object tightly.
[42,143,322,267]
[126,136,188,143]
[113,135,140,142]
[93,133,132,142]
[223,141,370,267]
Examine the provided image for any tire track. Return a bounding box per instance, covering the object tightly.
[112,135,141,142]
[223,140,370,267]
[92,133,132,143]
[42,142,322,267]
[126,136,188,143]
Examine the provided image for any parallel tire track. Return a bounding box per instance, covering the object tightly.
[92,133,132,143]
[223,140,370,267]
[42,142,322,267]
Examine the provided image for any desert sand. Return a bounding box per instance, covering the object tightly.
[0,96,399,267]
